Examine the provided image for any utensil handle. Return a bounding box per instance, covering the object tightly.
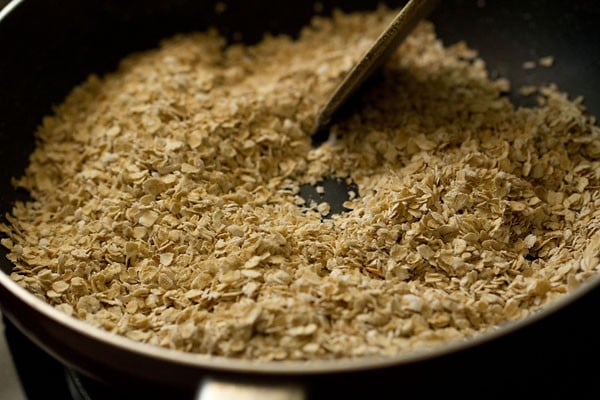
[315,0,439,130]
[196,378,306,400]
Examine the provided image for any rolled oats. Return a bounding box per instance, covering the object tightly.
[1,8,599,361]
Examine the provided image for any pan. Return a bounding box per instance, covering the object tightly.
[1,0,599,398]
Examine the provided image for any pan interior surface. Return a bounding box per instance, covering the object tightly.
[0,0,599,376]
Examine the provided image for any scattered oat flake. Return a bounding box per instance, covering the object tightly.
[288,324,317,336]
[522,60,536,70]
[160,253,174,266]
[539,55,554,67]
[138,210,159,227]
[524,234,537,249]
[51,280,70,293]
[243,256,263,269]
[317,201,331,215]
[519,85,537,96]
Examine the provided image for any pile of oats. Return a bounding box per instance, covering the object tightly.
[2,9,600,361]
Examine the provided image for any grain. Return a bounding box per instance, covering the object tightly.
[522,60,536,70]
[539,55,555,68]
[1,8,600,361]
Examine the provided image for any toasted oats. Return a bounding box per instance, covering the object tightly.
[539,55,554,68]
[519,85,538,96]
[1,8,599,361]
[522,60,537,70]
[138,210,159,227]
[51,280,70,293]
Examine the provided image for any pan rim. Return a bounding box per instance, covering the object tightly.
[2,268,600,374]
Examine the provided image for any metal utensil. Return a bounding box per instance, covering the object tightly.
[314,0,438,133]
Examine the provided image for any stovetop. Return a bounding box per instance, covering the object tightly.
[1,314,80,400]
[0,315,25,400]
[1,315,194,400]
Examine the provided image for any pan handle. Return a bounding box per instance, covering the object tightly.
[196,378,306,400]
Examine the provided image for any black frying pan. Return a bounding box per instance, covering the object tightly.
[1,1,600,398]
